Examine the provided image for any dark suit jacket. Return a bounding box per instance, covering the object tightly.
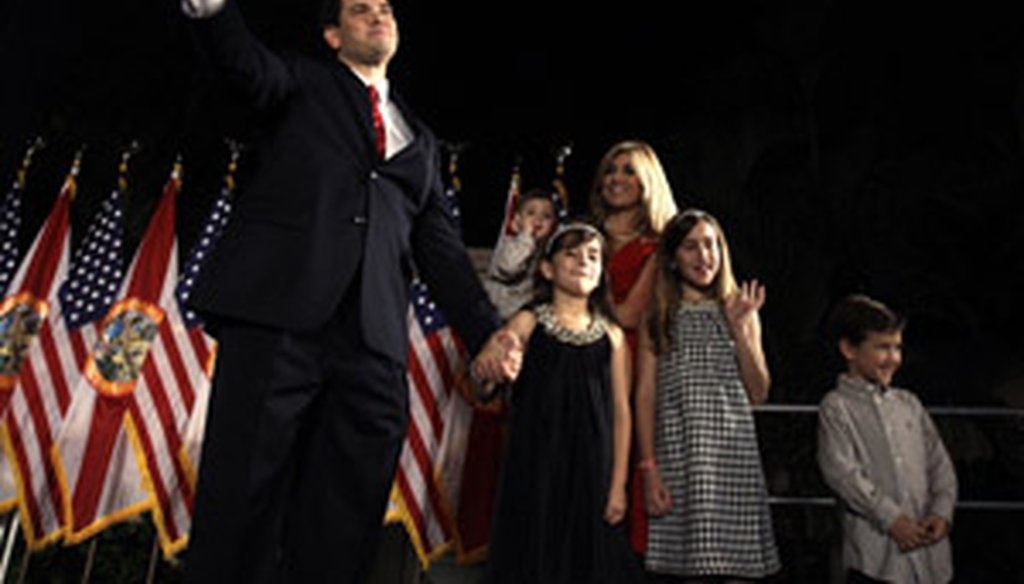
[187,3,499,364]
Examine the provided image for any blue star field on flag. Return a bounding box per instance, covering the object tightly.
[443,182,461,228]
[0,181,23,295]
[58,189,126,330]
[411,279,451,334]
[441,152,463,235]
[409,149,464,331]
[176,185,234,328]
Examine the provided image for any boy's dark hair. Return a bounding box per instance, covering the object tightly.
[828,294,906,347]
[516,187,559,214]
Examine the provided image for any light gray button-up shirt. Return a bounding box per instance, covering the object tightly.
[817,374,957,583]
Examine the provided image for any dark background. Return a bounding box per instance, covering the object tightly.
[1,0,1023,581]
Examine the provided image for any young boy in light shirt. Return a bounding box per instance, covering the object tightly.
[817,294,957,584]
[483,188,559,319]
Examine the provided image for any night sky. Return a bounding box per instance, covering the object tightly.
[1,1,1023,578]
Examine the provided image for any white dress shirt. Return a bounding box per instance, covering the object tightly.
[349,74,414,160]
[818,374,957,583]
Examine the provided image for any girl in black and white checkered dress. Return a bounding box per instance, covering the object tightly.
[634,210,780,582]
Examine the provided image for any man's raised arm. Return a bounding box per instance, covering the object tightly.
[180,0,295,111]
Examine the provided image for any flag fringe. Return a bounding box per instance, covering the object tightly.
[1,425,65,549]
[50,419,152,548]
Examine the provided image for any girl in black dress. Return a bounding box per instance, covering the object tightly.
[480,222,645,584]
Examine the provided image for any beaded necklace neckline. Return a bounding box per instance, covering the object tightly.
[535,303,607,345]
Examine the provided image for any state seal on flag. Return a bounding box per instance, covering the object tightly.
[86,299,164,396]
[0,293,49,390]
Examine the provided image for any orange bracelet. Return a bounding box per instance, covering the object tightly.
[636,458,656,472]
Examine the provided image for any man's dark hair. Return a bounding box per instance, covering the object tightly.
[828,294,906,347]
[320,0,342,26]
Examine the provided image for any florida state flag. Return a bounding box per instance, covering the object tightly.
[54,160,213,556]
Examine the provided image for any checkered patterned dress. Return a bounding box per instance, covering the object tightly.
[646,302,780,578]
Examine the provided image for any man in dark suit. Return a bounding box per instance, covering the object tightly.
[180,0,519,582]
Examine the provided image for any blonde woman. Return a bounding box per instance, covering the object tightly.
[589,139,678,553]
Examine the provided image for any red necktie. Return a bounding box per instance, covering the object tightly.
[368,85,386,159]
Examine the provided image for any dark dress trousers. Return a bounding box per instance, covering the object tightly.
[183,4,499,583]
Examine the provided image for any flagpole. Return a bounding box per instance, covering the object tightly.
[13,537,29,584]
[144,535,160,584]
[117,141,142,194]
[15,137,45,190]
[0,512,18,583]
[224,138,243,193]
[551,143,573,213]
[79,539,98,584]
[440,140,466,197]
[499,156,523,239]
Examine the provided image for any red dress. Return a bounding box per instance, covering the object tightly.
[607,235,658,554]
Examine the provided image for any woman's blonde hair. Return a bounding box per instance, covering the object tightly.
[588,140,678,235]
[649,209,738,354]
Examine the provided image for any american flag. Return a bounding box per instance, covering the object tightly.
[385,150,478,565]
[176,180,233,328]
[0,139,43,295]
[58,188,126,329]
[145,162,233,557]
[176,168,234,477]
[388,278,467,563]
[0,176,24,295]
[386,149,515,565]
[0,153,79,547]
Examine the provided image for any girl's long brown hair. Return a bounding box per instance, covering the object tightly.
[648,210,738,354]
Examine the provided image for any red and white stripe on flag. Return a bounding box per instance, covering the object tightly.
[53,164,211,556]
[0,162,75,548]
[385,281,474,566]
[387,294,509,567]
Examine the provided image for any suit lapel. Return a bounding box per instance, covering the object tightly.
[322,64,433,202]
[323,61,378,160]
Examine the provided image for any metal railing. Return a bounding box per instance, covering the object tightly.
[754,402,1024,512]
